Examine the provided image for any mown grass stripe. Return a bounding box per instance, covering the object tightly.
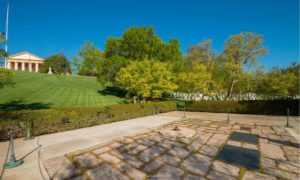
[0,71,124,108]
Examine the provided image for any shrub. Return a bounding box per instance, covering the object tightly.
[0,101,176,141]
[181,100,299,116]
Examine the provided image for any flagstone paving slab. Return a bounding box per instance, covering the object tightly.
[115,162,146,180]
[43,156,81,180]
[158,154,181,166]
[212,160,240,177]
[184,174,206,180]
[260,143,286,160]
[242,171,276,180]
[43,119,300,180]
[151,165,184,180]
[73,153,102,168]
[207,170,236,180]
[143,159,164,173]
[86,163,129,180]
[181,153,212,175]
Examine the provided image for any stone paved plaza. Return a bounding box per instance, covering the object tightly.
[43,119,300,180]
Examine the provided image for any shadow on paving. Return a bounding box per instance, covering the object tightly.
[260,136,300,148]
[0,100,51,111]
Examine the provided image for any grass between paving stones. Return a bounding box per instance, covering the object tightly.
[256,129,264,175]
[238,168,247,180]
[65,155,88,179]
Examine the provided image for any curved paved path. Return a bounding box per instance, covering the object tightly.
[0,111,299,179]
[0,114,181,180]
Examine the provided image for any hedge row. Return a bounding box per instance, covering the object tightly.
[0,101,176,141]
[179,100,299,116]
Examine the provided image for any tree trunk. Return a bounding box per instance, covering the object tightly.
[226,79,236,100]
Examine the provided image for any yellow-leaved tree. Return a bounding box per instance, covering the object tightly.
[176,62,211,100]
[116,59,177,100]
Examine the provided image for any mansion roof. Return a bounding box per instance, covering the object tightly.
[5,52,44,61]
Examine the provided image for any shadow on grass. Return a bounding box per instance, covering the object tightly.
[0,100,51,111]
[98,86,127,98]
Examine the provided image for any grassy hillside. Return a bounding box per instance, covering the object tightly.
[0,71,124,109]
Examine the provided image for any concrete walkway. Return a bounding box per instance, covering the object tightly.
[0,111,299,180]
[0,114,181,180]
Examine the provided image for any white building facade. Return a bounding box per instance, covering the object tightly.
[5,52,43,72]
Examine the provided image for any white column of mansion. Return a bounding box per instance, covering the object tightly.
[4,52,44,72]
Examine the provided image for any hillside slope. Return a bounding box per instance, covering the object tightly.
[0,71,124,109]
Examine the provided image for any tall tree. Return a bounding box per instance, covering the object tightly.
[73,41,103,76]
[176,62,211,99]
[104,26,182,62]
[221,32,267,99]
[116,60,177,99]
[41,52,72,74]
[256,62,299,98]
[99,26,183,85]
[97,56,130,85]
[184,39,215,67]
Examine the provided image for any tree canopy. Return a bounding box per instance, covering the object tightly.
[256,63,299,98]
[41,52,72,74]
[97,55,130,85]
[116,60,177,99]
[220,32,268,99]
[0,33,14,89]
[71,26,298,100]
[177,62,211,95]
[0,68,14,88]
[95,26,183,86]
[105,26,182,62]
[73,41,103,76]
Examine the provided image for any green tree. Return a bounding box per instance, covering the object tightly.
[256,62,299,98]
[97,56,130,85]
[184,39,225,97]
[0,33,7,58]
[116,60,177,99]
[177,62,211,94]
[0,33,14,88]
[285,62,300,97]
[104,26,182,62]
[0,68,14,88]
[184,39,216,67]
[221,32,267,99]
[41,52,72,74]
[73,41,103,76]
[99,26,183,85]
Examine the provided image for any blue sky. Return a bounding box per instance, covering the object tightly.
[0,0,299,69]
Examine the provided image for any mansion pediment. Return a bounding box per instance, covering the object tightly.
[5,52,44,72]
[6,52,43,61]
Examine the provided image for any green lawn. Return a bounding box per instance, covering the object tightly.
[0,71,124,109]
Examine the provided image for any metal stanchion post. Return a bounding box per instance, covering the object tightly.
[226,108,230,122]
[4,129,23,169]
[285,108,292,128]
[24,119,34,140]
